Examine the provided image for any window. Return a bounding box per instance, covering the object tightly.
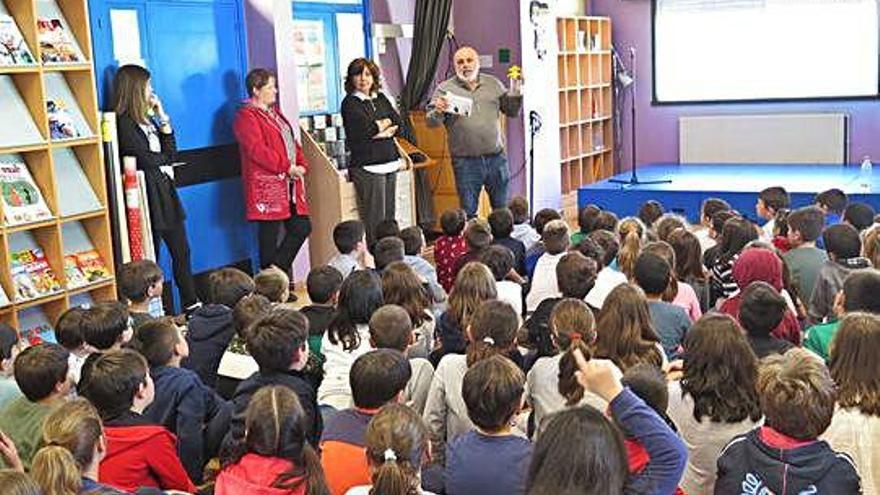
[653,0,879,103]
[292,1,370,115]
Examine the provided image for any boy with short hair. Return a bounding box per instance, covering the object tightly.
[368,305,434,414]
[756,186,790,240]
[526,219,570,313]
[117,259,164,328]
[804,269,880,361]
[715,348,861,493]
[815,188,848,226]
[80,301,132,351]
[634,252,691,360]
[446,355,531,495]
[373,236,405,272]
[182,267,254,388]
[253,265,290,303]
[79,348,195,493]
[453,219,494,277]
[571,204,601,247]
[328,220,366,279]
[508,195,540,251]
[54,307,89,383]
[399,226,446,303]
[809,224,872,325]
[0,343,69,469]
[0,324,20,409]
[301,266,344,363]
[584,230,628,310]
[843,201,876,233]
[782,206,830,306]
[489,207,526,276]
[480,245,523,316]
[134,318,231,484]
[524,209,563,277]
[739,281,794,358]
[436,208,469,293]
[321,349,412,495]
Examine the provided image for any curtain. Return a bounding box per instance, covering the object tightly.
[398,0,452,230]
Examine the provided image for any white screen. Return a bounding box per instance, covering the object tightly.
[654,0,879,102]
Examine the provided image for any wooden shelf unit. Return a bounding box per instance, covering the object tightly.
[556,16,614,194]
[0,0,116,333]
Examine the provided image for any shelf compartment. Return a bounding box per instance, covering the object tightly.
[52,143,103,216]
[60,218,112,290]
[0,73,46,147]
[8,225,64,303]
[0,150,56,227]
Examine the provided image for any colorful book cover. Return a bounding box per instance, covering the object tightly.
[0,156,52,226]
[74,249,109,282]
[47,98,83,140]
[11,248,61,301]
[0,15,36,66]
[36,17,80,63]
[63,254,87,288]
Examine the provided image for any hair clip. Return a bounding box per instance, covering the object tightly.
[482,336,495,346]
[570,333,582,341]
[384,448,397,463]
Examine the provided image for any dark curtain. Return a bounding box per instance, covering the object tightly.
[398,0,452,230]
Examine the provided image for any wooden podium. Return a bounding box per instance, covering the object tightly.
[302,129,435,267]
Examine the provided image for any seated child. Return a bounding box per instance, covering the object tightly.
[368,304,434,414]
[117,259,164,328]
[508,195,540,251]
[400,226,446,302]
[54,307,89,384]
[0,344,69,470]
[373,236,405,272]
[702,209,738,271]
[739,282,794,358]
[782,206,830,306]
[815,187,848,227]
[756,186,790,240]
[571,204,601,247]
[446,355,531,495]
[642,241,702,321]
[321,349,411,495]
[328,219,366,279]
[489,208,526,276]
[347,403,432,495]
[216,386,328,495]
[480,245,523,316]
[452,219,494,279]
[710,216,759,302]
[804,269,880,361]
[230,308,321,446]
[524,209,563,278]
[374,219,401,244]
[182,267,254,388]
[254,265,290,303]
[301,265,343,382]
[526,219,570,313]
[809,223,871,325]
[616,217,647,281]
[694,197,731,253]
[432,263,497,364]
[80,301,132,352]
[0,325,19,410]
[771,208,792,253]
[78,349,195,493]
[843,201,876,233]
[715,348,861,493]
[0,470,40,494]
[380,262,436,360]
[634,252,691,360]
[435,208,468,293]
[133,318,232,484]
[638,200,665,232]
[584,230,628,309]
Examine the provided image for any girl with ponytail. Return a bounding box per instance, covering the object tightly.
[423,300,519,466]
[616,217,646,280]
[217,385,329,495]
[347,403,433,495]
[30,398,125,494]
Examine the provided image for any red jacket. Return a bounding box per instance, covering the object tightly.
[626,439,687,495]
[234,103,309,221]
[216,453,308,495]
[99,423,196,493]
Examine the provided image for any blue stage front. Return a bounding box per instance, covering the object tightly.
[577,164,880,224]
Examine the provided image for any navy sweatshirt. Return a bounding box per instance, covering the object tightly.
[181,304,235,388]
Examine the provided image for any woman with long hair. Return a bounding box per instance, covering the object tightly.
[381,261,435,360]
[593,284,665,370]
[667,314,762,494]
[112,64,198,311]
[217,386,328,495]
[234,68,311,284]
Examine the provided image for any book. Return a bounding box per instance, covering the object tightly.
[0,154,53,226]
[74,249,109,283]
[11,248,62,301]
[44,72,92,139]
[63,254,87,288]
[47,98,83,139]
[0,15,36,66]
[18,306,55,345]
[36,17,81,63]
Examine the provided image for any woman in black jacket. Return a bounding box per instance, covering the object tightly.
[340,58,408,248]
[112,65,198,311]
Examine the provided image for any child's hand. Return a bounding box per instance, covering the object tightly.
[0,430,23,472]
[664,359,684,381]
[572,350,624,402]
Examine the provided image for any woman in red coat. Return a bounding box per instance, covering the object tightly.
[234,69,311,279]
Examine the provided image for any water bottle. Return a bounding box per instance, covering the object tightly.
[860,155,873,191]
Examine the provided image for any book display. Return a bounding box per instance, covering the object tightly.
[0,0,116,333]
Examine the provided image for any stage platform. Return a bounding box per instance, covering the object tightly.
[577,163,880,224]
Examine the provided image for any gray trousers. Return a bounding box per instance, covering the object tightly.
[350,166,397,247]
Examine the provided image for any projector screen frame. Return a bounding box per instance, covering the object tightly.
[649,0,880,106]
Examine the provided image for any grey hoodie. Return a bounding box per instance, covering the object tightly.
[808,257,872,325]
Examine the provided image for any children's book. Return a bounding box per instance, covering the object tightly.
[36,17,81,63]
[0,154,53,226]
[63,254,88,288]
[11,248,61,301]
[47,98,84,139]
[74,249,109,283]
[0,15,36,66]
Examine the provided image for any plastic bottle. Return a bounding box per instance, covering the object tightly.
[860,155,872,191]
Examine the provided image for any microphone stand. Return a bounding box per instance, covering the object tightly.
[609,47,670,187]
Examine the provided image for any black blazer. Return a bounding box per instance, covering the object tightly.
[116,113,186,230]
[340,92,403,168]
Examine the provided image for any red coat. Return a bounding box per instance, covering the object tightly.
[99,424,196,493]
[234,103,309,221]
[216,453,308,495]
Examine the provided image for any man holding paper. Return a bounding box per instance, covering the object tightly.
[427,46,523,217]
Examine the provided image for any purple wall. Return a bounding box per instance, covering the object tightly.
[371,0,414,95]
[592,0,880,170]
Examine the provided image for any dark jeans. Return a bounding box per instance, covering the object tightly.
[451,152,510,217]
[257,213,312,272]
[152,222,198,308]
[350,166,397,247]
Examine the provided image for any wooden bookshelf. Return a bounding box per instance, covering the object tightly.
[556,16,614,194]
[0,0,116,336]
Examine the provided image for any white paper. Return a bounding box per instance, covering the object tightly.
[110,9,143,66]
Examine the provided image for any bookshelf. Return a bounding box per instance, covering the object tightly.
[556,16,614,194]
[0,0,115,340]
